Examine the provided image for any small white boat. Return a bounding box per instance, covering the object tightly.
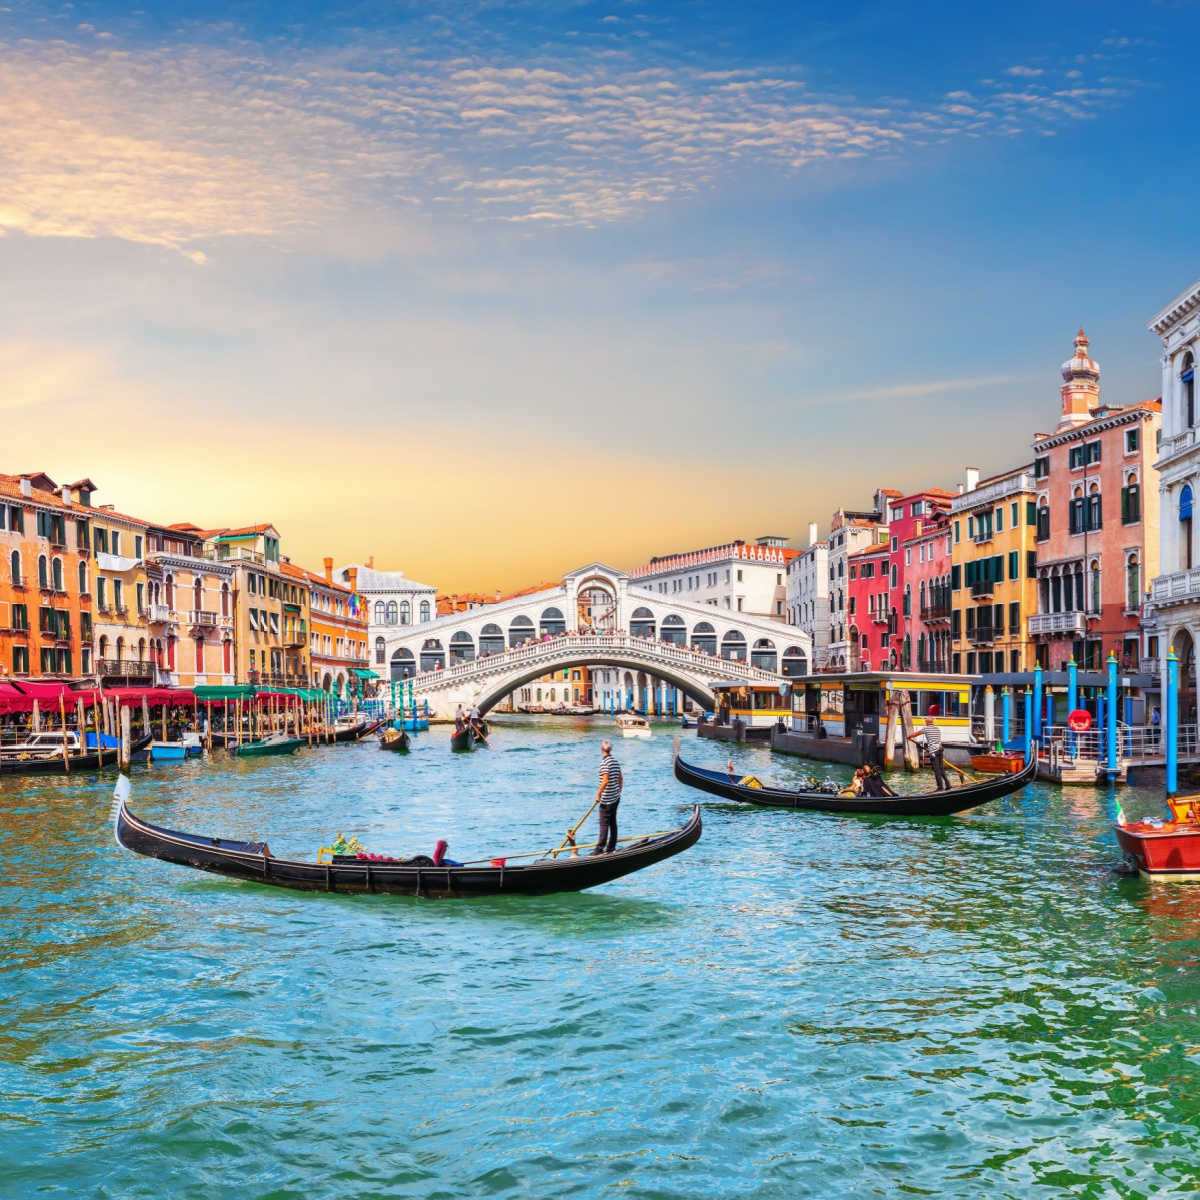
[0,730,82,760]
[616,714,652,740]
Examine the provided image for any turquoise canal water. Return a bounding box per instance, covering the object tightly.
[3,718,1200,1198]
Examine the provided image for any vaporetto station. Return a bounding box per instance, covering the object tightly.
[380,563,812,715]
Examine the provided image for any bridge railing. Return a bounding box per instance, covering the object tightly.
[404,632,788,692]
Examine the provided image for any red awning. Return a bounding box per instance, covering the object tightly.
[0,681,94,714]
[103,687,196,708]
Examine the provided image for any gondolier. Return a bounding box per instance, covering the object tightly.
[593,739,623,855]
[908,716,950,791]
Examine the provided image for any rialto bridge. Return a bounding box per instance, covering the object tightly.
[379,562,812,715]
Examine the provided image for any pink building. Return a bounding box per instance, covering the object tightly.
[1030,331,1161,670]
[902,509,954,672]
[884,488,955,669]
[847,543,890,670]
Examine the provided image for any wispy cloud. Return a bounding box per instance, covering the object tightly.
[0,30,1139,256]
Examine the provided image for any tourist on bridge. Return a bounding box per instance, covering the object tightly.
[908,715,950,791]
[592,739,623,855]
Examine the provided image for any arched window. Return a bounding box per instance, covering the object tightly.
[221,583,230,616]
[1122,471,1141,525]
[165,574,174,608]
[138,638,146,662]
[539,607,566,637]
[51,557,63,591]
[78,561,88,594]
[1127,553,1141,612]
[399,599,411,625]
[374,600,386,625]
[375,636,385,665]
[115,636,124,662]
[10,550,21,586]
[194,578,203,613]
[1036,501,1050,541]
[1181,483,1194,571]
[1087,482,1102,532]
[1069,486,1085,535]
[1183,351,1195,429]
[630,607,656,638]
[419,600,431,623]
[386,600,398,625]
[1089,559,1101,614]
[98,635,108,660]
[38,554,48,589]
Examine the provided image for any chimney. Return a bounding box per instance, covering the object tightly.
[59,485,72,506]
[347,567,358,595]
[367,555,375,569]
[964,467,979,494]
[19,478,32,498]
[495,588,501,602]
[323,556,333,583]
[807,521,818,547]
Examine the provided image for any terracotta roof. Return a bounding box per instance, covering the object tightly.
[207,523,277,538]
[0,474,150,527]
[847,544,889,559]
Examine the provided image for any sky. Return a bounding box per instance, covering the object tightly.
[3,0,1198,590]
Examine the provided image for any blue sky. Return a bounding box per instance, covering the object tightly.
[2,0,1196,588]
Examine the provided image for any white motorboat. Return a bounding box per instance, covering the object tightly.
[616,714,652,740]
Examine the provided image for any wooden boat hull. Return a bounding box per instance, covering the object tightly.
[970,753,1026,775]
[235,737,305,758]
[673,749,1037,816]
[113,793,703,897]
[450,727,475,752]
[0,734,153,776]
[332,718,386,744]
[379,728,410,753]
[1115,819,1200,879]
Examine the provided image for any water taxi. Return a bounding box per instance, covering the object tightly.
[616,714,652,739]
[1115,796,1200,880]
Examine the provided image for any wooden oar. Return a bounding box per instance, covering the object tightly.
[470,719,489,746]
[944,758,982,785]
[554,797,599,856]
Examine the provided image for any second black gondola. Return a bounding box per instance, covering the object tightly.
[673,745,1037,816]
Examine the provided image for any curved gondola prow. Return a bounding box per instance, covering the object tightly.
[112,773,133,850]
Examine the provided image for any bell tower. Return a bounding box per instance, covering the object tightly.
[1057,328,1101,430]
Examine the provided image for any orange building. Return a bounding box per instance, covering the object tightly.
[1,472,96,683]
[288,558,370,698]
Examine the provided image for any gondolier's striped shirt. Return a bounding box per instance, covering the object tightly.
[598,754,623,804]
[922,725,943,753]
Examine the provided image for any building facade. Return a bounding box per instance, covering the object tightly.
[304,559,370,698]
[0,473,94,683]
[145,523,236,687]
[847,543,891,671]
[786,524,830,669]
[902,509,954,673]
[950,466,1039,675]
[1146,276,1200,720]
[629,536,796,620]
[1030,331,1161,671]
[338,562,437,681]
[825,498,891,671]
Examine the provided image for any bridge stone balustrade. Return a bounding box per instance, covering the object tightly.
[399,632,790,715]
[378,561,812,712]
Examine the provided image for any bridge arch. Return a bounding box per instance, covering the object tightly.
[390,647,415,680]
[721,629,747,661]
[479,623,504,656]
[630,606,656,639]
[474,652,718,715]
[782,645,809,677]
[449,631,475,663]
[692,621,716,654]
[509,615,534,647]
[751,637,777,671]
[420,638,445,671]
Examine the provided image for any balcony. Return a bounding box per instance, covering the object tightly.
[970,580,994,599]
[188,610,218,628]
[1029,611,1087,636]
[97,657,155,683]
[919,603,952,623]
[1150,567,1200,608]
[148,604,174,624]
[968,625,999,646]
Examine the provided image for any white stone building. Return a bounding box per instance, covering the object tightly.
[786,523,830,669]
[628,535,794,620]
[1145,276,1200,720]
[336,562,438,679]
[824,496,892,671]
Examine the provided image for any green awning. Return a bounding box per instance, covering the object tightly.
[352,668,378,679]
[194,685,256,701]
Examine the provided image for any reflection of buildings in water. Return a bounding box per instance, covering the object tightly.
[1063,789,1104,822]
[1126,880,1200,934]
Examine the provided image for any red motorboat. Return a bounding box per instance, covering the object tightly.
[1114,796,1200,880]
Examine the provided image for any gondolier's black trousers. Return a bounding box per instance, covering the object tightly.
[930,750,950,791]
[594,800,619,854]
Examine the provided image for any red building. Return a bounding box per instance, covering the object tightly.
[884,488,955,669]
[902,509,954,672]
[847,544,891,670]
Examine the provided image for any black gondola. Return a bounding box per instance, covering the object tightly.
[0,733,154,777]
[332,718,386,744]
[450,725,474,752]
[111,780,703,897]
[379,727,410,753]
[673,746,1037,816]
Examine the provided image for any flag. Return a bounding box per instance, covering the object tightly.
[1114,801,1126,826]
